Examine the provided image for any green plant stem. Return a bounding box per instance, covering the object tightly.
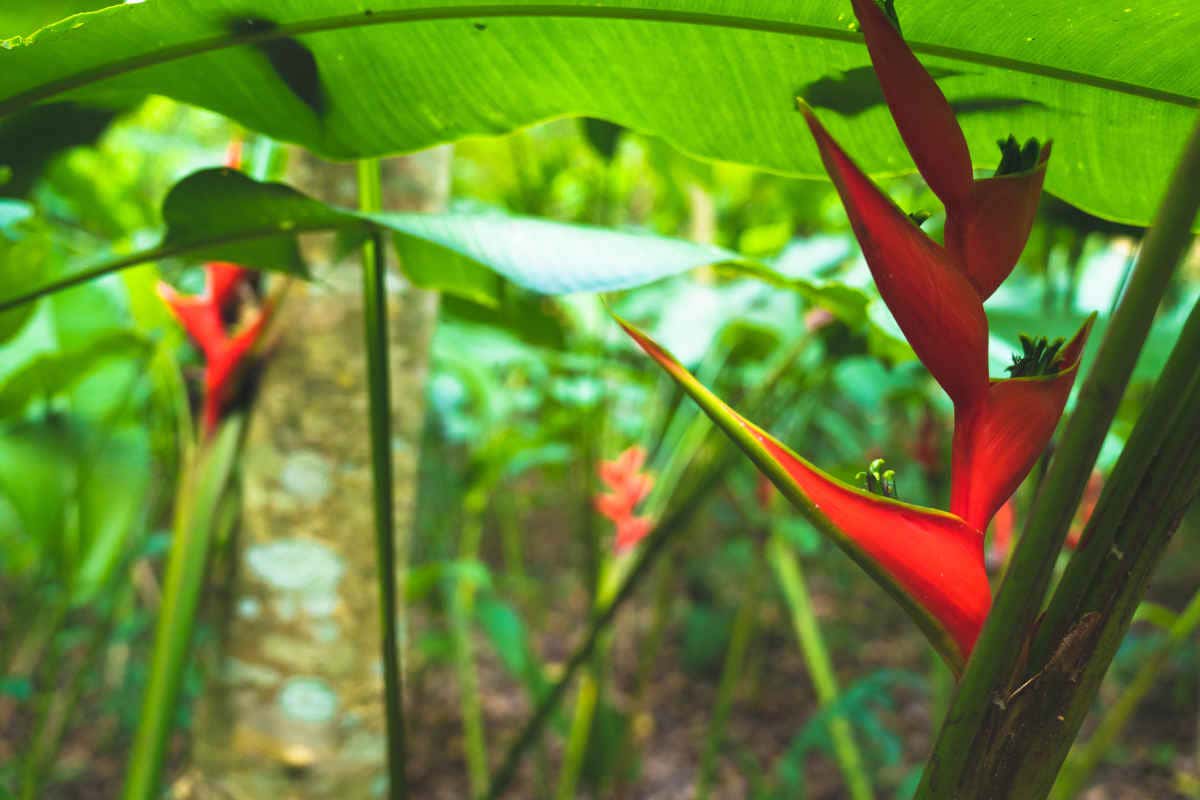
[1051,589,1200,799]
[358,157,408,800]
[452,491,491,799]
[121,416,243,800]
[555,666,599,800]
[1033,286,1200,666]
[989,369,1200,798]
[696,584,759,800]
[767,533,874,800]
[918,110,1200,799]
[612,558,676,800]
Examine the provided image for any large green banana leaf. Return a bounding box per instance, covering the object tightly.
[0,1,1196,227]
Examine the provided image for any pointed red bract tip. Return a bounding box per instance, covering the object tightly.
[158,282,227,361]
[950,316,1094,531]
[849,0,973,208]
[945,142,1053,300]
[801,106,989,409]
[207,262,250,310]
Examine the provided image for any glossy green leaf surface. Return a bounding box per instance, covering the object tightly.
[0,2,1196,226]
[0,168,740,309]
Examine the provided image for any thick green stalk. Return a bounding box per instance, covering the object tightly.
[918,111,1200,799]
[696,587,759,800]
[122,417,243,800]
[984,377,1200,798]
[451,490,490,798]
[1032,286,1200,667]
[1051,589,1200,799]
[357,157,408,800]
[767,533,874,800]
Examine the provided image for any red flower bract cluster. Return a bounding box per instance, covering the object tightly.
[616,0,1094,671]
[158,143,269,435]
[594,445,655,551]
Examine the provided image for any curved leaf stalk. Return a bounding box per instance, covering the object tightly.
[121,416,244,800]
[1051,588,1200,799]
[695,571,760,800]
[450,487,491,798]
[767,533,874,800]
[918,110,1200,799]
[357,158,408,800]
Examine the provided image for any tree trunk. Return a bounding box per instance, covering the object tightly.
[187,147,449,798]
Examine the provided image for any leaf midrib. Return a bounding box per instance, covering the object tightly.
[2,3,1195,119]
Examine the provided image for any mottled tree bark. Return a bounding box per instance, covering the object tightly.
[187,148,449,799]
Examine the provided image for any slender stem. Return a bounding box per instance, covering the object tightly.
[554,669,599,800]
[612,559,675,800]
[767,533,874,800]
[358,157,408,800]
[452,491,491,798]
[1051,589,1200,800]
[122,417,243,800]
[917,110,1200,799]
[696,585,759,800]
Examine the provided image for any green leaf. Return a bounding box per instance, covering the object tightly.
[1,1,1196,226]
[0,168,739,309]
[405,559,492,603]
[0,330,148,417]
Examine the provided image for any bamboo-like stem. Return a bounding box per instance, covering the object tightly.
[917,110,1200,799]
[121,417,243,800]
[357,158,408,800]
[1051,589,1200,799]
[767,533,874,800]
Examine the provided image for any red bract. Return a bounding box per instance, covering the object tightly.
[803,0,1094,534]
[594,445,656,551]
[159,259,267,435]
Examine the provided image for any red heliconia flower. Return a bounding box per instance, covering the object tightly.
[614,1,1100,672]
[159,259,267,435]
[594,445,656,551]
[802,0,1094,533]
[158,139,271,435]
